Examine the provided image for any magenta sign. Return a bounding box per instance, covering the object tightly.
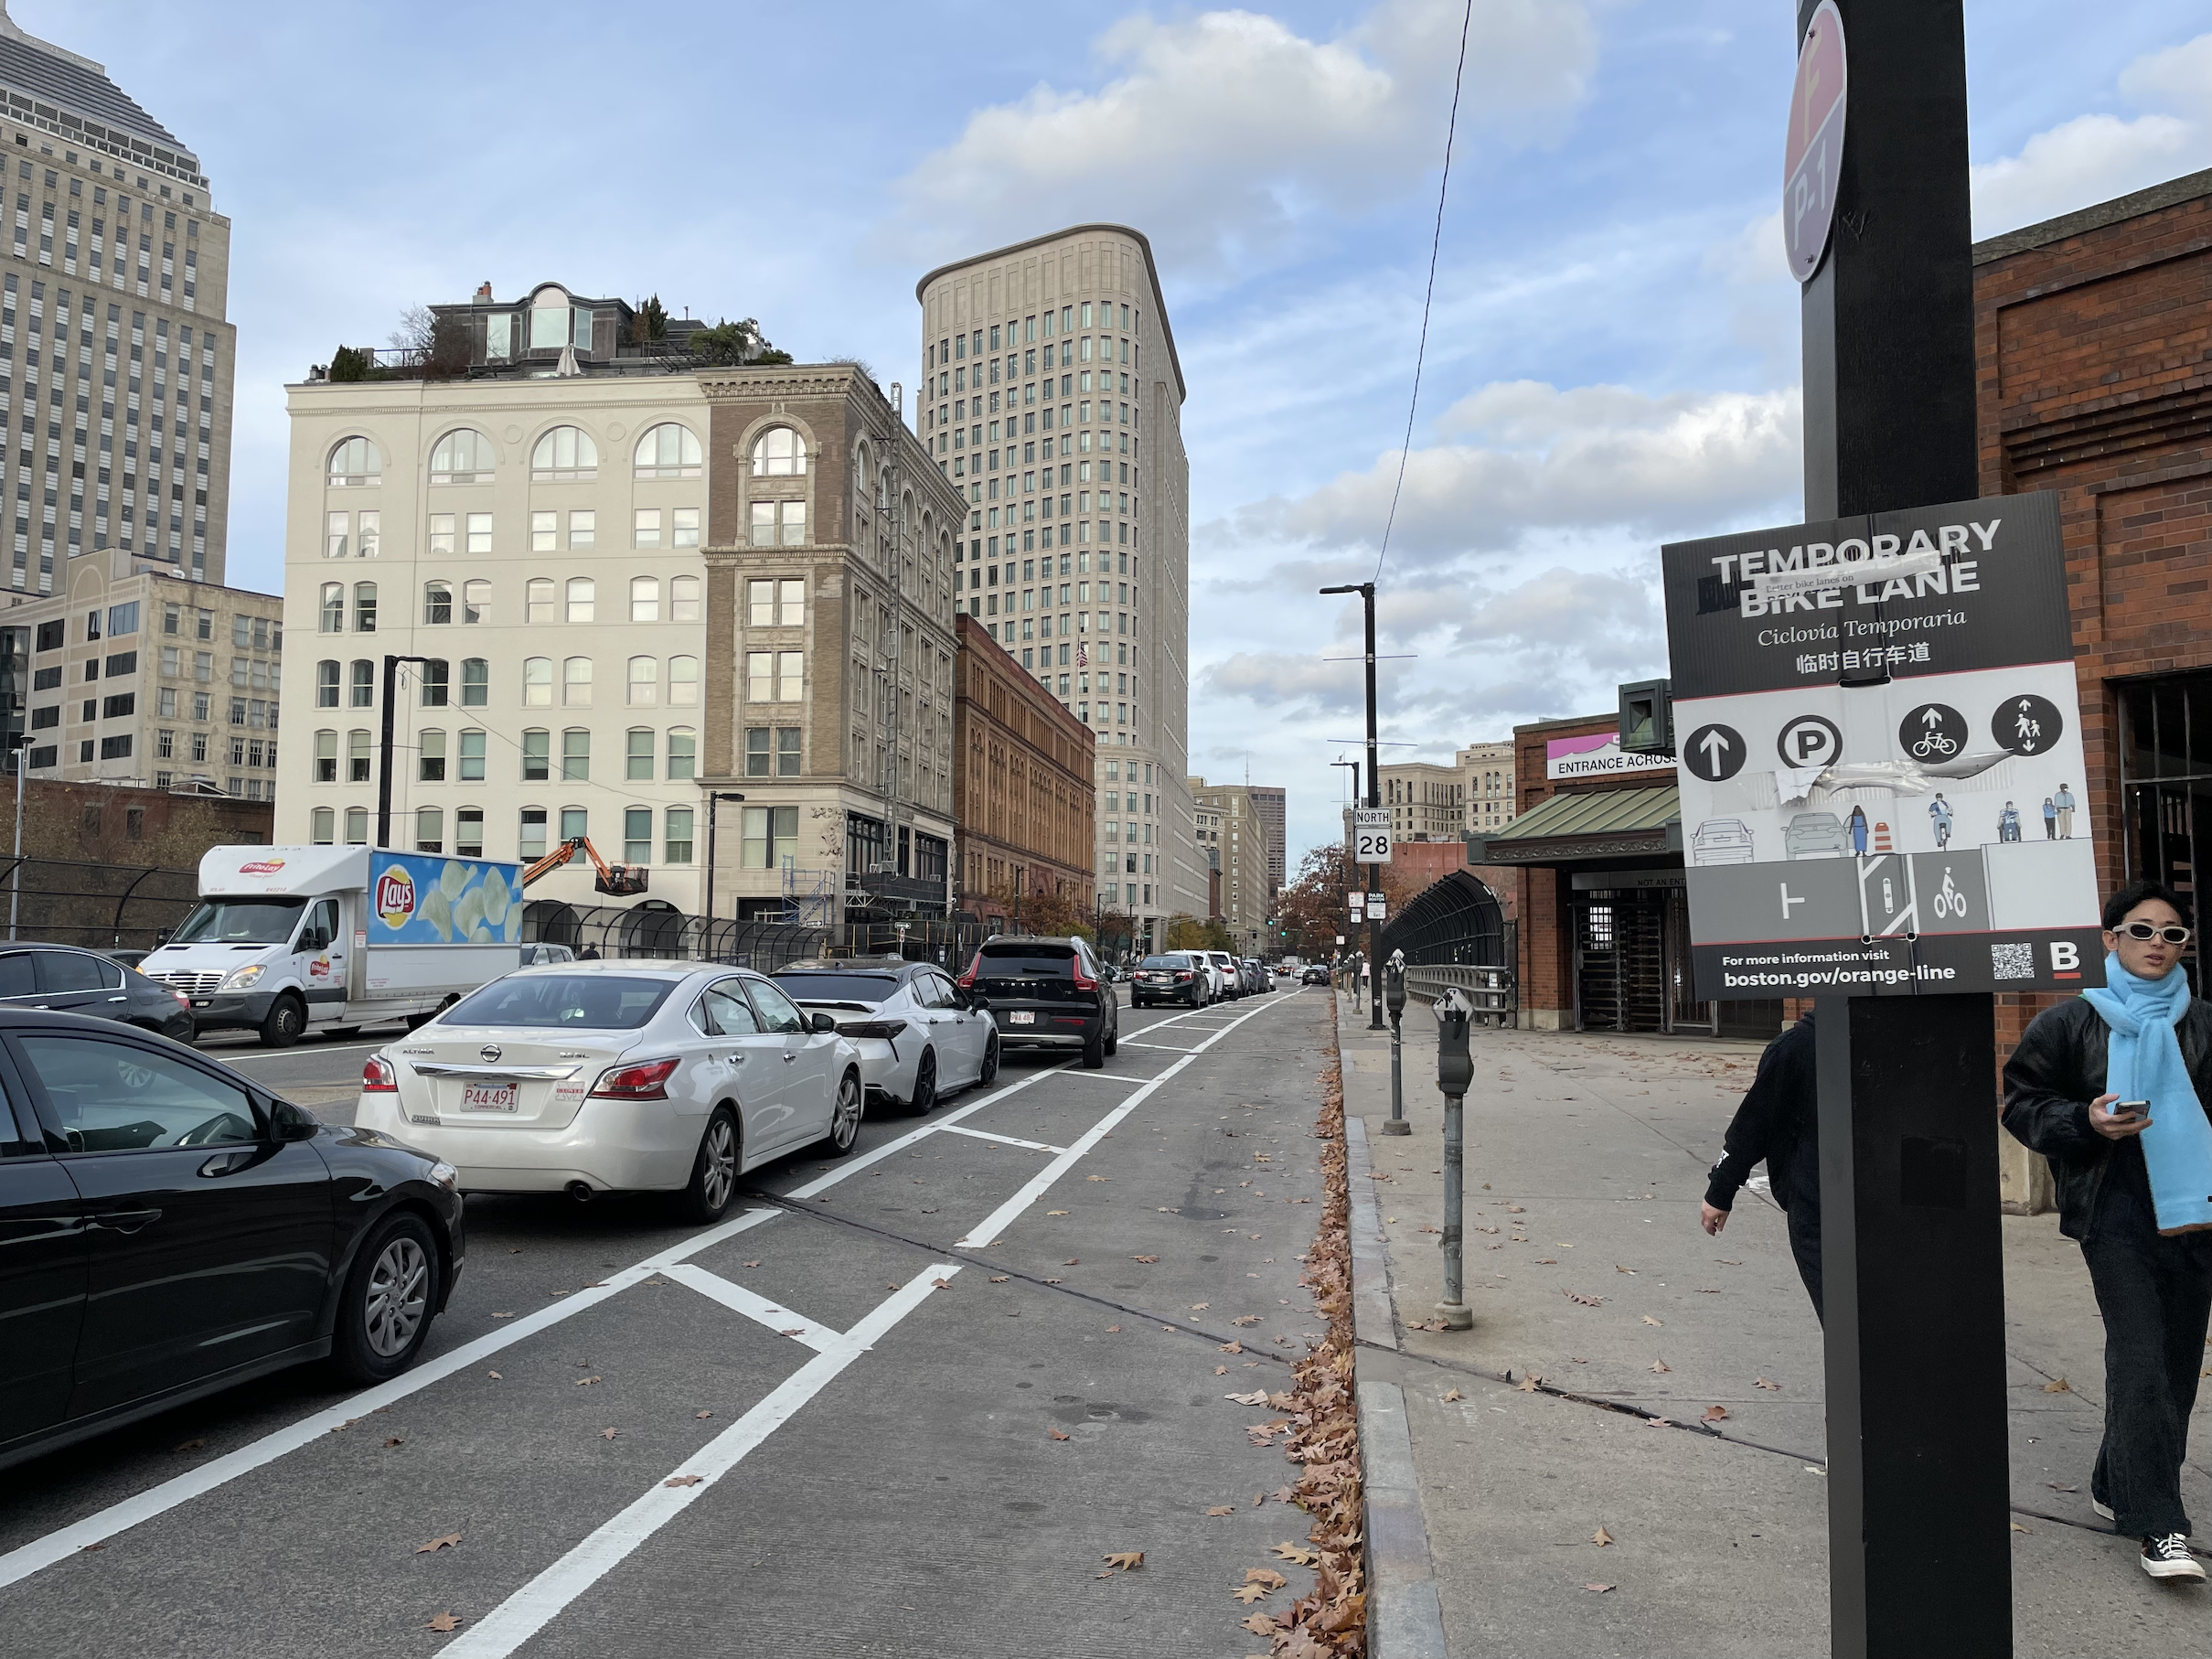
[1784,1,1848,283]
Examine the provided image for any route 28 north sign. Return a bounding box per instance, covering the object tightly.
[1785,1,1847,282]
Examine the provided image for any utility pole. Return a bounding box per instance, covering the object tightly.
[1320,582,1385,1030]
[700,791,744,958]
[376,653,433,851]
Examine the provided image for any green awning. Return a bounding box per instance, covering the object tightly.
[1468,786,1680,865]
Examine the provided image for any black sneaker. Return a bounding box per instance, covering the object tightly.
[2141,1534,2204,1581]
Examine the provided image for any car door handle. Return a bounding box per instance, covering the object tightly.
[108,995,129,1003]
[781,1053,798,1064]
[87,1207,162,1235]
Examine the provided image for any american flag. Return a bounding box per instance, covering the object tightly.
[1074,641,1088,668]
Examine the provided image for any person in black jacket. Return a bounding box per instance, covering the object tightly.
[1701,1011,1822,1320]
[2003,878,2212,1582]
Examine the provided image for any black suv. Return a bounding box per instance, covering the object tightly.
[960,935,1118,1068]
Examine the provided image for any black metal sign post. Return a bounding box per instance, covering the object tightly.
[1798,5,2010,1654]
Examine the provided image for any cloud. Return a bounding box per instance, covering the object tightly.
[1704,210,1788,287]
[1971,32,2212,238]
[887,0,1597,279]
[1227,379,1801,565]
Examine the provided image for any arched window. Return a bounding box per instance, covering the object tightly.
[751,426,806,476]
[531,425,598,481]
[627,657,658,706]
[315,660,339,708]
[319,583,344,633]
[429,428,496,484]
[313,731,337,782]
[462,579,489,624]
[669,574,700,622]
[565,578,594,623]
[349,661,374,709]
[634,423,702,478]
[419,660,450,708]
[526,578,555,625]
[418,729,446,781]
[328,436,380,487]
[353,582,378,632]
[310,807,335,844]
[422,581,452,626]
[461,658,488,707]
[344,806,369,844]
[853,441,872,496]
[668,655,699,707]
[347,730,371,781]
[629,577,659,623]
[522,657,552,707]
[563,657,593,707]
[415,807,443,854]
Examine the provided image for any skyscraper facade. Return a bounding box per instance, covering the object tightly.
[915,225,1200,950]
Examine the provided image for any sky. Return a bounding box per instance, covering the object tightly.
[35,0,2212,864]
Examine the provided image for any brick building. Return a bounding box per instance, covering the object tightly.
[951,613,1094,931]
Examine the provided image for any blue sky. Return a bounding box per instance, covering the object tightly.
[37,0,2212,860]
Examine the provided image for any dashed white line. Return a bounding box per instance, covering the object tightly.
[939,1124,1069,1154]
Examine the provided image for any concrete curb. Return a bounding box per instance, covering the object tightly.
[1343,1115,1397,1352]
[1358,1379,1449,1659]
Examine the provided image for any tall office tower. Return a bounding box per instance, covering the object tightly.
[1188,776,1277,953]
[0,4,234,593]
[1248,784,1286,897]
[917,226,1198,953]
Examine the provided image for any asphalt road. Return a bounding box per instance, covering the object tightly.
[0,985,1336,1658]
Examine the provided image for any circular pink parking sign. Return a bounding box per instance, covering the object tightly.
[1784,0,1848,282]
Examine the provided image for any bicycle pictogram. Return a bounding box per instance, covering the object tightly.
[1932,868,1969,919]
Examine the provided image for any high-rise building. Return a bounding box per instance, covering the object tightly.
[1248,784,1286,897]
[1456,739,1517,833]
[915,225,1198,951]
[1378,760,1463,841]
[1188,776,1273,954]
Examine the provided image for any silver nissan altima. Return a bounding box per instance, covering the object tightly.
[772,958,999,1114]
[355,961,863,1221]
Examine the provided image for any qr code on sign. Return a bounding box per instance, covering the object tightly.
[1991,943,2036,981]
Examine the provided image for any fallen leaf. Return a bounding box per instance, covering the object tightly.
[1517,1374,1541,1393]
[1048,1429,1072,1441]
[2047,1482,2078,1493]
[1244,1568,1288,1590]
[2043,1377,2071,1394]
[427,1612,463,1632]
[1046,1210,1070,1216]
[1615,1265,1637,1275]
[1593,1526,1615,1547]
[383,1437,403,1449]
[1272,1542,1321,1565]
[930,1278,952,1290]
[2011,1523,2029,1534]
[1100,1551,1144,1571]
[1585,1582,1614,1594]
[742,1261,761,1268]
[489,1311,516,1319]
[1232,1315,1261,1326]
[1219,1341,1243,1354]
[416,1534,463,1554]
[1441,1388,1462,1402]
[1216,1366,1229,1375]
[1755,1377,1780,1391]
[1063,1258,1080,1267]
[486,1371,502,1380]
[1505,1204,1525,1214]
[1226,1390,1271,1406]
[1641,1315,1663,1327]
[989,1275,1010,1283]
[1133,1255,1159,1264]
[600,1428,619,1440]
[575,1376,601,1387]
[1716,1258,1743,1266]
[1651,1359,1671,1375]
[1206,1505,1235,1516]
[1536,1258,1558,1265]
[665,1475,703,1488]
[695,1410,712,1419]
[1232,1583,1271,1604]
[1702,1406,1729,1424]
[1565,1290,1603,1308]
[1243,1613,1277,1637]
[885,1282,902,1290]
[1106,1325,1123,1333]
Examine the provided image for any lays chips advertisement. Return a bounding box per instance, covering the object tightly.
[367,852,525,946]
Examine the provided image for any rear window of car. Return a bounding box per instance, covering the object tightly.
[978,945,1075,976]
[1139,956,1185,969]
[443,973,676,1030]
[774,972,902,1004]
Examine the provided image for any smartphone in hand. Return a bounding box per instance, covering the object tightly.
[2113,1099,2151,1121]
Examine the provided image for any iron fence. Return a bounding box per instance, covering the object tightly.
[0,856,204,951]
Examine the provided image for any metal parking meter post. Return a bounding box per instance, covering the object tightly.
[1383,948,1410,1136]
[1433,988,1475,1329]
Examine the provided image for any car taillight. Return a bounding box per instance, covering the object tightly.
[839,1019,910,1040]
[956,951,982,989]
[1071,961,1097,991]
[589,1057,680,1100]
[1174,971,1191,981]
[362,1055,398,1093]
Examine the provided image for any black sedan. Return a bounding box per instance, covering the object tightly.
[0,943,196,1042]
[0,1011,464,1472]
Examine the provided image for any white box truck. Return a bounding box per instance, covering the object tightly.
[139,845,528,1046]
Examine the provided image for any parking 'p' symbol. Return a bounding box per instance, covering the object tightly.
[1776,714,1843,769]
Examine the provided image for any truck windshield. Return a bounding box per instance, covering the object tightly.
[171,897,308,946]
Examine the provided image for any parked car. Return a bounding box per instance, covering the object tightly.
[0,944,195,1043]
[1131,951,1208,1008]
[774,958,997,1113]
[1300,965,1330,986]
[518,942,578,967]
[1784,812,1849,860]
[959,935,1118,1068]
[1691,818,1757,865]
[1205,950,1244,1001]
[1241,958,1272,994]
[354,962,864,1216]
[0,1010,464,1473]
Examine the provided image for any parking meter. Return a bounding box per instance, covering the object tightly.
[1384,949,1407,1022]
[1432,985,1476,1329]
[1434,987,1474,1098]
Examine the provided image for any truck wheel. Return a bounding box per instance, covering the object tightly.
[259,994,305,1049]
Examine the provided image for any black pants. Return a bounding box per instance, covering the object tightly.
[2080,1201,2212,1538]
[1788,1203,1824,1325]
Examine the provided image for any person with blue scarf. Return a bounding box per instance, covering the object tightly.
[2004,880,2212,1582]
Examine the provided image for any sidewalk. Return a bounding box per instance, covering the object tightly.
[1336,989,2212,1657]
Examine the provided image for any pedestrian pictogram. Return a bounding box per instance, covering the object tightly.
[1993,693,2063,756]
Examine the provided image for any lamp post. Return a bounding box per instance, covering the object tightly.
[700,792,745,960]
[1320,583,1385,1030]
[376,653,433,850]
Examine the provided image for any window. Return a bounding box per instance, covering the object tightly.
[565,577,594,623]
[310,806,335,844]
[461,658,488,707]
[458,728,486,781]
[749,500,805,545]
[522,657,552,706]
[17,1034,256,1150]
[465,512,491,555]
[668,656,699,707]
[630,577,659,623]
[746,579,775,626]
[454,808,484,859]
[777,650,802,701]
[634,508,662,549]
[347,730,371,783]
[530,425,598,481]
[751,426,806,475]
[526,578,554,625]
[744,726,772,776]
[354,582,377,632]
[746,651,772,702]
[319,583,344,634]
[626,727,654,781]
[101,693,135,721]
[344,807,369,844]
[742,805,799,868]
[562,657,592,707]
[530,509,556,554]
[518,807,548,860]
[625,807,653,866]
[777,726,801,776]
[419,729,446,781]
[626,656,657,706]
[561,728,590,781]
[357,512,381,559]
[669,575,700,622]
[314,730,337,783]
[672,508,700,548]
[667,727,696,781]
[422,581,451,626]
[430,427,495,483]
[349,659,374,708]
[326,511,349,560]
[748,577,805,626]
[665,808,694,864]
[415,807,443,853]
[568,509,594,550]
[560,806,589,842]
[634,423,702,477]
[315,660,339,708]
[462,579,488,624]
[521,729,550,781]
[429,513,455,556]
[328,435,379,486]
[418,659,449,707]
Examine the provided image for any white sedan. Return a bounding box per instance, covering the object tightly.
[773,959,998,1113]
[354,961,863,1222]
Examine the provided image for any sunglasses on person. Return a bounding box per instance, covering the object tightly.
[2113,921,2193,945]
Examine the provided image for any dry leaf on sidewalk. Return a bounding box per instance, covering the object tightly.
[1585,1583,1614,1593]
[1641,1315,1663,1327]
[2043,1377,2071,1394]
[1048,1429,1071,1441]
[664,1475,703,1488]
[1100,1552,1144,1572]
[1441,1388,1462,1402]
[416,1534,462,1554]
[1650,1359,1671,1374]
[1206,1505,1235,1516]
[1755,1377,1780,1391]
[426,1612,462,1632]
[1593,1526,1615,1547]
[1702,1406,1729,1424]
[1272,1542,1321,1565]
[1517,1374,1541,1393]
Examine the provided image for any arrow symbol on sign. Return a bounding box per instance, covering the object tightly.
[1922,708,1942,729]
[1699,729,1732,767]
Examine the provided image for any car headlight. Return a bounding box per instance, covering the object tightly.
[428,1160,459,1191]
[221,964,266,990]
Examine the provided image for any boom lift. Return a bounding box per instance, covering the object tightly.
[519,837,649,897]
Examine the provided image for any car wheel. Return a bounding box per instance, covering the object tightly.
[331,1211,440,1385]
[821,1068,864,1155]
[677,1107,741,1224]
[979,1032,1000,1085]
[908,1050,938,1116]
[1103,1007,1117,1056]
[1082,1022,1106,1069]
[259,993,305,1049]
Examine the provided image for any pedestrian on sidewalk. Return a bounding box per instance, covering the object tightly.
[1699,1011,1822,1320]
[2002,879,2212,1583]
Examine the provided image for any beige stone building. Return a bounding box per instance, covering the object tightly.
[1378,760,1464,842]
[915,225,1199,952]
[1189,776,1272,952]
[1457,738,1517,833]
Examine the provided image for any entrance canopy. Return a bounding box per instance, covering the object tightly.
[1469,786,1680,865]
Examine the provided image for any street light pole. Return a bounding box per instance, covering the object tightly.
[1319,583,1387,1031]
[377,653,433,850]
[701,791,744,959]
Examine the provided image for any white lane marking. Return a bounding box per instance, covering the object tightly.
[1117,1041,1202,1053]
[440,1266,961,1658]
[659,1263,835,1352]
[952,992,1298,1249]
[783,1064,1068,1201]
[0,1207,780,1590]
[939,1125,1068,1154]
[1053,1069,1149,1085]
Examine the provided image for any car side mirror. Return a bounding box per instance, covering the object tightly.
[809,1011,838,1033]
[267,1099,320,1142]
[967,990,989,1011]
